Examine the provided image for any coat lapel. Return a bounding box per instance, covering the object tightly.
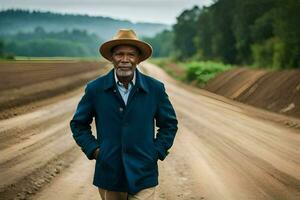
[101,68,149,114]
[124,69,149,116]
[103,69,126,107]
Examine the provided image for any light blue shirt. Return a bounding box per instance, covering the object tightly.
[114,69,136,105]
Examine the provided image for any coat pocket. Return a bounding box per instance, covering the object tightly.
[96,150,102,161]
[150,145,159,162]
[96,146,105,163]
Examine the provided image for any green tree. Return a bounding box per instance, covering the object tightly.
[173,6,201,60]
[273,0,300,68]
[2,28,101,57]
[143,30,174,58]
[0,40,3,57]
[232,0,275,64]
[195,0,237,63]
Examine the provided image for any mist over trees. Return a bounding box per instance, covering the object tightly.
[0,9,169,40]
[0,9,169,58]
[150,0,300,69]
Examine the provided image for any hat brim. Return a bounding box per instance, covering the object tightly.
[99,39,153,62]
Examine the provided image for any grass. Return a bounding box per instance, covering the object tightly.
[150,58,233,87]
[149,58,186,80]
[185,61,232,87]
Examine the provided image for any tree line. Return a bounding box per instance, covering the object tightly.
[145,0,300,69]
[0,9,167,39]
[0,27,102,57]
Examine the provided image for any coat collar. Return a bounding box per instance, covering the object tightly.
[103,68,149,93]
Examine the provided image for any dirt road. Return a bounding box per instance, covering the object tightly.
[0,62,299,200]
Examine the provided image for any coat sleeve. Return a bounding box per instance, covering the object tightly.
[154,83,178,161]
[70,84,99,160]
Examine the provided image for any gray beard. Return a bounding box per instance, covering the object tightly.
[116,68,133,77]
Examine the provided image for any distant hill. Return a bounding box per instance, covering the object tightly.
[0,9,170,40]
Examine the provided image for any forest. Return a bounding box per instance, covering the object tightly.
[146,0,300,69]
[1,27,101,57]
[1,0,299,69]
[0,9,167,58]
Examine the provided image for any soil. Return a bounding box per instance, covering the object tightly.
[0,61,299,200]
[205,67,300,118]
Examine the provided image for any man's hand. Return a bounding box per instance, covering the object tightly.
[93,148,100,160]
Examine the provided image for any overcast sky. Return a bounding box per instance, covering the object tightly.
[0,0,213,24]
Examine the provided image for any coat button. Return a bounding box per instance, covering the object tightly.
[119,107,124,112]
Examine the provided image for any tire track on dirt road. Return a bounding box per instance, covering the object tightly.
[0,92,85,199]
[141,62,300,200]
[0,62,107,200]
[1,62,299,200]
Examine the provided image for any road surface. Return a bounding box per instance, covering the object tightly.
[0,62,299,200]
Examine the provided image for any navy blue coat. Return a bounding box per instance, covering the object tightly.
[70,68,178,194]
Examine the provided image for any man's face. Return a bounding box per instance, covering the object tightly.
[111,45,140,78]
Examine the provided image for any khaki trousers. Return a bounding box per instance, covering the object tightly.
[98,186,156,200]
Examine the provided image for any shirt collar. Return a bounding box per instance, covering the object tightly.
[103,67,149,93]
[114,66,136,86]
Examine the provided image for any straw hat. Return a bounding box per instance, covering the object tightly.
[99,29,153,62]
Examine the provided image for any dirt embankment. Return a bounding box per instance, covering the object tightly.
[204,68,300,118]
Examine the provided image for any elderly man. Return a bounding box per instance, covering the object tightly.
[70,29,178,200]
